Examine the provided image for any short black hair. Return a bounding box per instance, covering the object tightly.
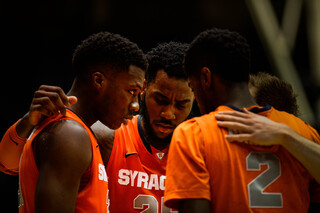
[72,31,148,76]
[146,42,189,84]
[184,28,251,82]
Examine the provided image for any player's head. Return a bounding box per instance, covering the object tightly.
[72,31,148,129]
[140,42,194,142]
[184,28,251,114]
[249,72,299,116]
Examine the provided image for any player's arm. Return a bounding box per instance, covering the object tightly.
[35,120,91,213]
[0,85,77,174]
[215,109,320,184]
[164,121,211,211]
[91,121,115,166]
[19,85,77,136]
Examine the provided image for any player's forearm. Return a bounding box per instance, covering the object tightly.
[281,127,320,183]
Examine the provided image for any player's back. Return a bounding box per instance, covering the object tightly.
[165,105,320,212]
[198,105,320,212]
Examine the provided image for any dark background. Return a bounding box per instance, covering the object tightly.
[0,0,318,212]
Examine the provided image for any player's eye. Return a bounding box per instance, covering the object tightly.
[154,97,169,106]
[129,89,138,96]
[176,104,186,110]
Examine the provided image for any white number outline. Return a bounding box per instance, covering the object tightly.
[133,194,178,213]
[134,194,159,213]
[246,152,283,208]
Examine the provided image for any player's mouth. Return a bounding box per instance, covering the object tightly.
[155,123,175,134]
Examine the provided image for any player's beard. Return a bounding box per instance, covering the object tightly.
[139,95,172,150]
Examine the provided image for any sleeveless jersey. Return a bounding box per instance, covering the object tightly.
[18,109,108,213]
[164,105,320,213]
[0,120,26,175]
[107,115,177,213]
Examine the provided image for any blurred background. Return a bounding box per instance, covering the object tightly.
[1,0,319,211]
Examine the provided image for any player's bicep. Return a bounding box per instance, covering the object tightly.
[35,168,80,212]
[34,120,92,212]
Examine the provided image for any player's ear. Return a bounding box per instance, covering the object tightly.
[200,67,212,90]
[92,71,106,91]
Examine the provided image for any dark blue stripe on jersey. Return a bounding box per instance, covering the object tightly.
[250,105,272,113]
[137,115,152,154]
[223,105,272,113]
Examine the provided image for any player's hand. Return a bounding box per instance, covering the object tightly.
[27,85,77,126]
[215,108,288,146]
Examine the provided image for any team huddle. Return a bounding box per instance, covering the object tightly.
[0,28,319,213]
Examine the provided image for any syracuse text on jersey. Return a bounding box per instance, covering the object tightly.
[118,169,165,190]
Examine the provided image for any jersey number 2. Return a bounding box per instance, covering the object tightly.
[246,152,283,208]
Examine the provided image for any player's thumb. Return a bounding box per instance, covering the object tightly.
[66,96,78,107]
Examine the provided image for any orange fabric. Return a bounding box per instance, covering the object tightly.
[107,115,177,213]
[0,120,26,175]
[18,109,108,213]
[164,105,320,213]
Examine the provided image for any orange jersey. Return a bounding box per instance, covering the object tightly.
[107,115,177,213]
[0,120,26,175]
[164,105,320,213]
[18,109,108,213]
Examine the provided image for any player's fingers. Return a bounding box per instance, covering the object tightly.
[38,85,69,107]
[215,110,252,120]
[215,113,252,126]
[217,121,253,133]
[225,134,252,143]
[34,90,66,114]
[241,108,255,115]
[32,97,60,116]
[29,104,53,117]
[66,96,78,107]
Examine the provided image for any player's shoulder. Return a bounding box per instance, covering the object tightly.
[177,117,200,131]
[46,118,89,137]
[174,115,209,138]
[35,118,91,155]
[33,118,92,173]
[268,108,315,130]
[268,108,320,140]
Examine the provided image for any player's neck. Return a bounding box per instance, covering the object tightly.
[207,82,257,112]
[226,84,257,108]
[67,80,97,127]
[149,138,171,151]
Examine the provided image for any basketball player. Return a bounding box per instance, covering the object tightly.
[249,72,299,116]
[1,42,194,212]
[1,31,148,212]
[164,28,320,212]
[4,38,319,212]
[103,42,194,212]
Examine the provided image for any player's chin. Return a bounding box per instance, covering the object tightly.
[101,119,122,130]
[154,129,173,139]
